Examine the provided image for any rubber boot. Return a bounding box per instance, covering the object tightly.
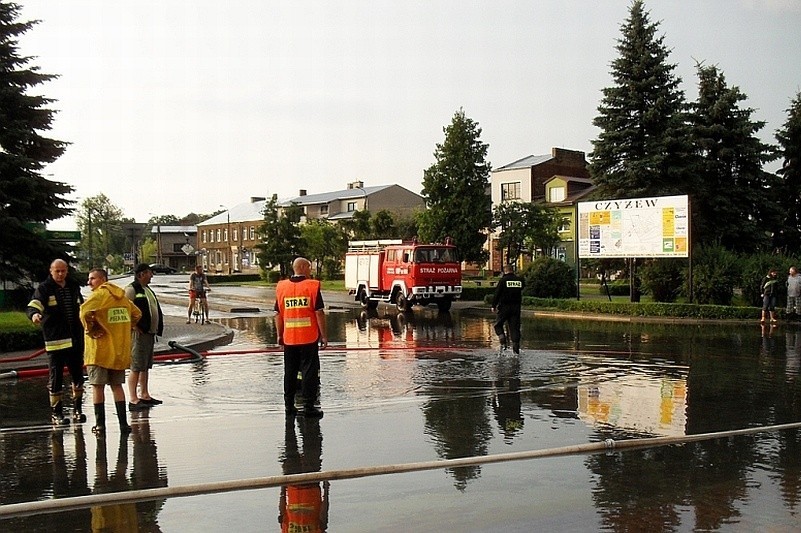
[92,403,106,436]
[512,342,520,355]
[72,389,87,423]
[51,400,69,426]
[115,401,132,434]
[498,333,508,352]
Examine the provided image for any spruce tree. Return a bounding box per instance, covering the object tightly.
[418,108,492,264]
[690,64,779,251]
[0,2,73,285]
[589,0,693,200]
[773,91,801,254]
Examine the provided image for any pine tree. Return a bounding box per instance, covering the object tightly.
[0,2,73,285]
[418,108,492,264]
[773,91,801,254]
[690,63,779,251]
[589,0,693,199]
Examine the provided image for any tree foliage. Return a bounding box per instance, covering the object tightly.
[0,2,73,284]
[773,91,801,254]
[418,108,492,263]
[300,219,347,279]
[75,194,126,269]
[690,63,779,252]
[589,0,693,200]
[255,198,304,277]
[493,201,561,264]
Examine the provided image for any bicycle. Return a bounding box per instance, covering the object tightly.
[190,289,210,324]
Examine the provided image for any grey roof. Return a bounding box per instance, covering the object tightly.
[197,200,268,226]
[279,184,392,206]
[494,154,553,172]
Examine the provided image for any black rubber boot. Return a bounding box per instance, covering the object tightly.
[512,342,520,355]
[115,401,131,434]
[92,403,106,436]
[51,401,69,426]
[72,391,87,423]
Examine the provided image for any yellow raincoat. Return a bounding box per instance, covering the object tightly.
[80,282,142,370]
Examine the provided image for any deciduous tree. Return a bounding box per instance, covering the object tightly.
[256,197,304,277]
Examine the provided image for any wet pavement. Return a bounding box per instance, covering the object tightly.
[2,277,801,531]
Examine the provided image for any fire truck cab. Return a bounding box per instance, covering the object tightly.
[345,239,462,312]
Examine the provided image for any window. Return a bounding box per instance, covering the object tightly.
[202,230,207,243]
[249,226,255,240]
[558,217,571,233]
[224,228,228,242]
[347,201,356,212]
[210,230,214,243]
[232,228,238,242]
[549,186,566,202]
[216,229,221,242]
[501,182,521,201]
[320,205,329,215]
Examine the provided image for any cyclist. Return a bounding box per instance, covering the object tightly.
[187,264,211,324]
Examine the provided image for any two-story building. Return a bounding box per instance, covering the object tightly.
[489,147,593,271]
[280,181,424,221]
[150,225,198,272]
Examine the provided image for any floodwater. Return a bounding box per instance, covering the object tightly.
[2,306,801,532]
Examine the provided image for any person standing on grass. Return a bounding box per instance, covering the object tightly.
[787,266,801,320]
[761,268,780,324]
[27,258,87,425]
[81,268,141,435]
[125,263,165,411]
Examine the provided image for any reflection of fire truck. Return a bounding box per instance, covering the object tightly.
[345,239,462,312]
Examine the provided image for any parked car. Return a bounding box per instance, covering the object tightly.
[149,263,177,274]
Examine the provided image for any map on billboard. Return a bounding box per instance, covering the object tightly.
[577,195,689,258]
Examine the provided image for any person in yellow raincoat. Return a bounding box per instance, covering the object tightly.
[80,268,142,436]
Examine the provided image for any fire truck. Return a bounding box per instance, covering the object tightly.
[345,239,462,312]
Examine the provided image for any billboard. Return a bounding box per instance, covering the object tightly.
[577,195,689,258]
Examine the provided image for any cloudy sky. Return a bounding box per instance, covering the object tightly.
[14,1,801,228]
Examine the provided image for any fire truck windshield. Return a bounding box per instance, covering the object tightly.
[413,247,458,263]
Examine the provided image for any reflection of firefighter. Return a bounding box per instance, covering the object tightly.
[492,358,524,442]
[279,417,329,532]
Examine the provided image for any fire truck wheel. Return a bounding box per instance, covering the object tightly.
[396,293,411,312]
[437,299,452,312]
[359,290,378,309]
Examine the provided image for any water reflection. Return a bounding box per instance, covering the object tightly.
[279,417,329,532]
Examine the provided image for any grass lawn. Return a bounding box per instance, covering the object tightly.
[0,311,36,331]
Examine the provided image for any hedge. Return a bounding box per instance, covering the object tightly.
[0,312,44,352]
[483,295,763,320]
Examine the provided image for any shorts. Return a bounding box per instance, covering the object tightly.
[131,331,156,371]
[190,290,206,299]
[87,365,126,385]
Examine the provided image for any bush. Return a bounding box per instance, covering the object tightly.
[461,287,495,301]
[522,257,576,299]
[640,258,686,302]
[260,270,281,283]
[0,312,43,351]
[689,245,740,305]
[599,281,630,296]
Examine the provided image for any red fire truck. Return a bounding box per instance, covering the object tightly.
[345,239,462,312]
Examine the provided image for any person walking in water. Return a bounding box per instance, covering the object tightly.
[80,268,141,435]
[492,263,525,354]
[27,259,87,425]
[275,257,328,418]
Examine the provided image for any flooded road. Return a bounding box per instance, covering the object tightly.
[2,305,801,531]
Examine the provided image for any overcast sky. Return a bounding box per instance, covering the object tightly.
[15,1,801,229]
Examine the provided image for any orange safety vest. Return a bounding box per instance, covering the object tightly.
[276,278,321,345]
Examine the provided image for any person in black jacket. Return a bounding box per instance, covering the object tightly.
[124,264,165,410]
[492,264,525,354]
[26,259,87,425]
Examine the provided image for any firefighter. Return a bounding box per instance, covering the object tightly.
[275,257,328,418]
[492,263,525,354]
[27,259,87,425]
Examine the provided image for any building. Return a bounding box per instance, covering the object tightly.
[489,148,592,271]
[280,181,424,222]
[196,197,267,275]
[196,182,424,275]
[151,225,198,272]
